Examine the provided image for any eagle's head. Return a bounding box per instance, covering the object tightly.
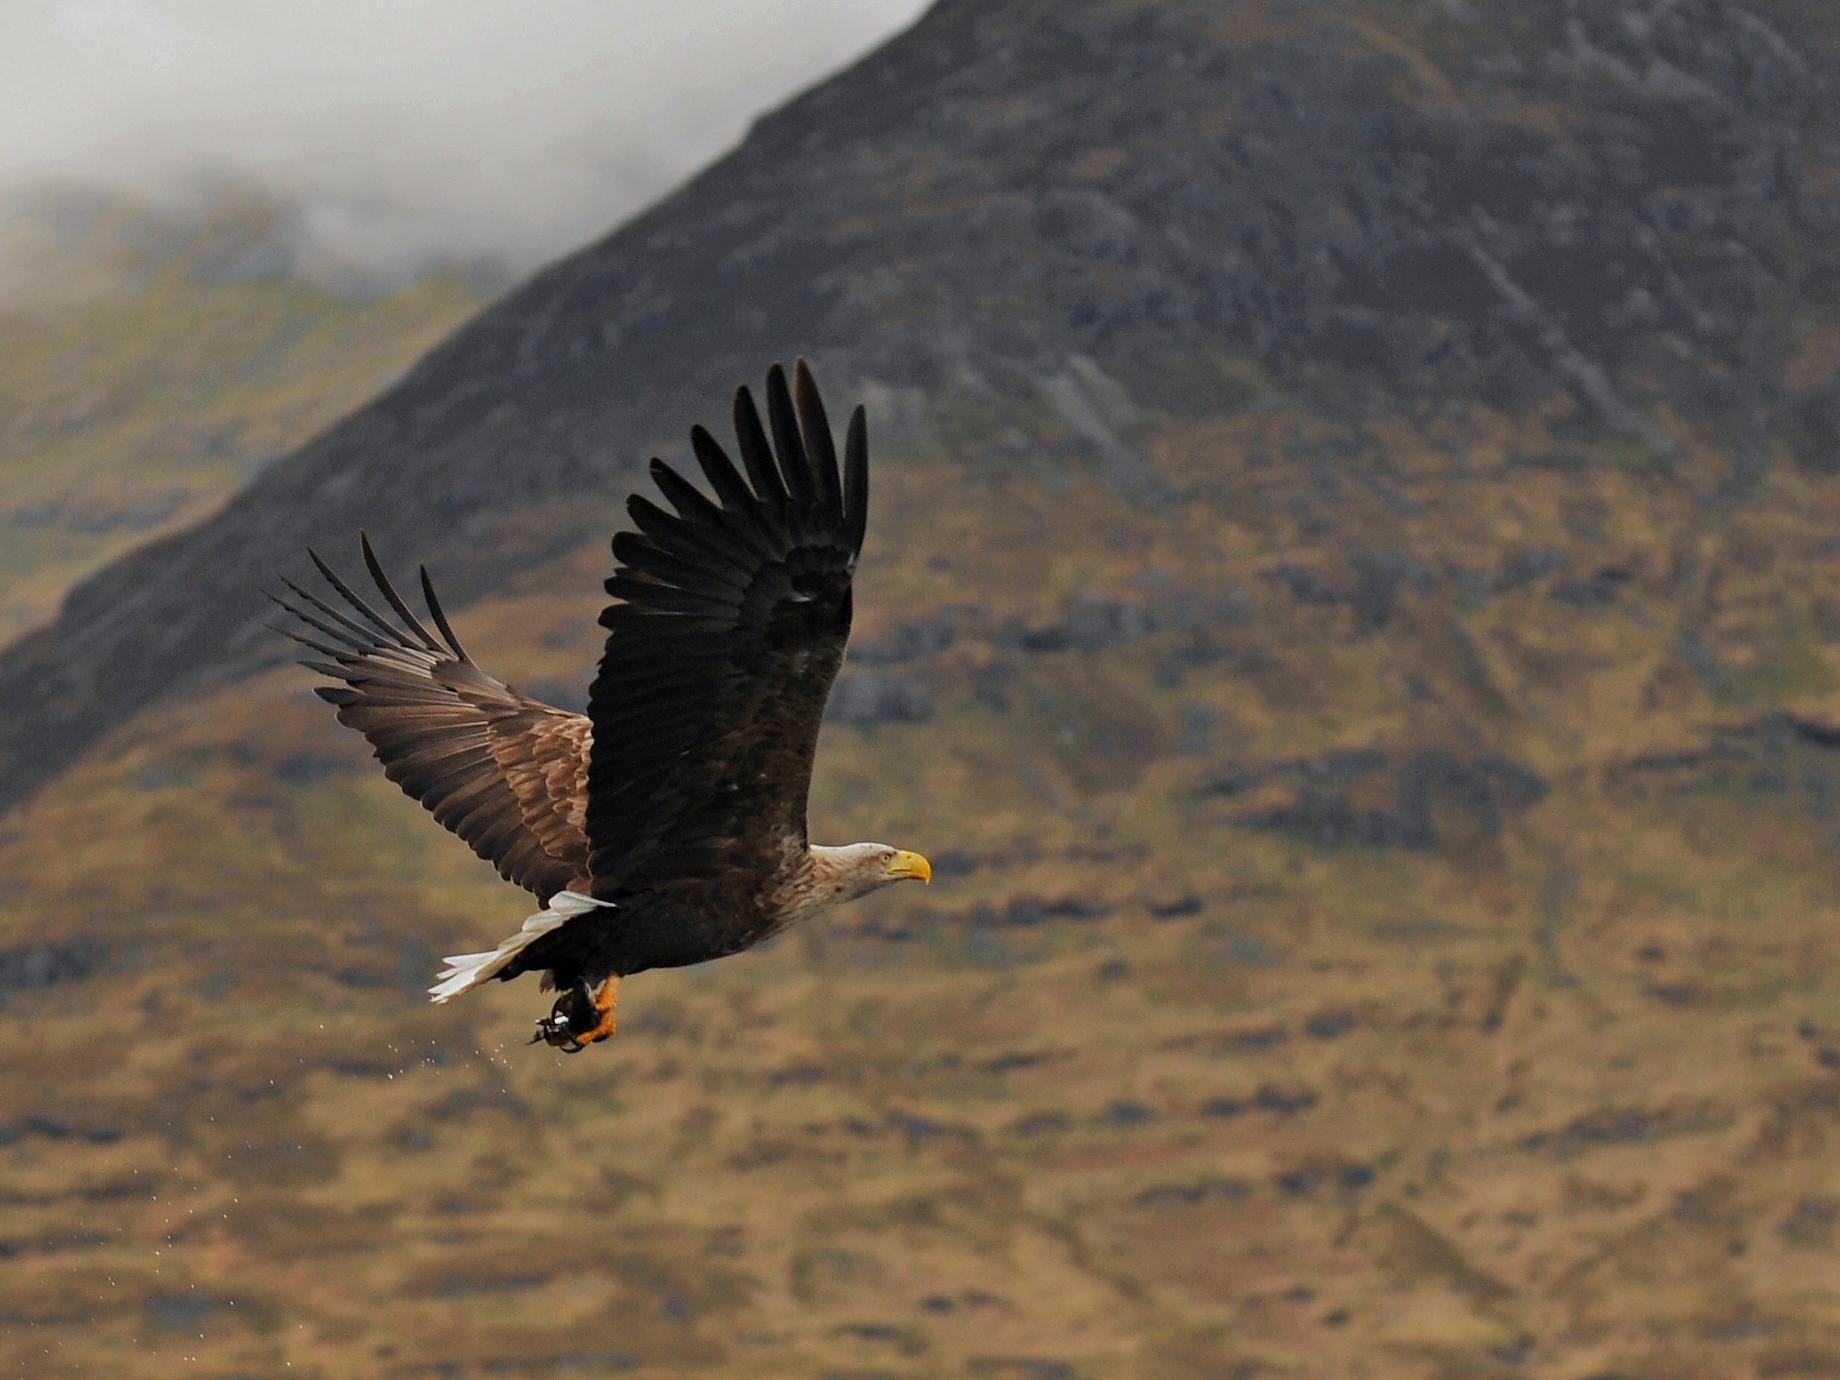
[803,841,932,911]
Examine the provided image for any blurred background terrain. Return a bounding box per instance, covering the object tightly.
[2,0,1840,1375]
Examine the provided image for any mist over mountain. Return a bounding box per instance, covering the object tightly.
[0,0,928,280]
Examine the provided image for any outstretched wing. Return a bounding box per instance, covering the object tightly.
[584,360,869,900]
[275,537,591,899]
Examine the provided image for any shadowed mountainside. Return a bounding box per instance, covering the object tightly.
[5,1,1840,1376]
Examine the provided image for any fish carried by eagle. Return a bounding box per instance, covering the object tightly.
[275,363,931,1052]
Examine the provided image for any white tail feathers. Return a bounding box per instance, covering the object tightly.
[427,890,613,1004]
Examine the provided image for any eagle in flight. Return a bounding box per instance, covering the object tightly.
[275,362,931,1052]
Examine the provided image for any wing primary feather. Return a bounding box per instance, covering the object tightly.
[625,494,683,544]
[264,617,346,661]
[765,364,818,511]
[843,404,869,557]
[595,607,736,640]
[277,578,389,650]
[285,637,347,664]
[732,386,789,508]
[689,426,756,512]
[643,492,783,571]
[308,547,410,646]
[794,359,843,520]
[623,505,760,584]
[418,566,470,661]
[272,588,371,654]
[361,534,445,654]
[613,533,750,597]
[603,579,738,618]
[626,493,753,570]
[649,460,727,532]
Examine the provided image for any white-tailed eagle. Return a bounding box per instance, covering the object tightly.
[274,362,930,1052]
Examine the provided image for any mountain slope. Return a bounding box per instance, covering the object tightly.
[1,0,1835,809]
[0,184,488,643]
[3,2,1840,1377]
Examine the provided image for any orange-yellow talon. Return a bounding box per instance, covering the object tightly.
[535,975,619,1052]
[575,976,620,1046]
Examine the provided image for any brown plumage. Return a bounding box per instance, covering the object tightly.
[274,362,930,1052]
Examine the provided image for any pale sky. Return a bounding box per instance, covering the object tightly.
[0,0,932,275]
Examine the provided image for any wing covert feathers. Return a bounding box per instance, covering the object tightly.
[273,541,591,899]
[584,360,869,899]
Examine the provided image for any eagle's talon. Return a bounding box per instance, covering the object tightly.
[525,975,619,1052]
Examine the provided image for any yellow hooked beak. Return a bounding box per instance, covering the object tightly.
[887,850,932,884]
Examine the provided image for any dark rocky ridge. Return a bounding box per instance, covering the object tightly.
[2,0,1836,810]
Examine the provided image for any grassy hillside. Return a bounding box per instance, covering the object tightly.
[3,388,1839,1378]
[0,186,488,641]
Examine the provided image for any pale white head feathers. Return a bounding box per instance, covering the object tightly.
[799,842,932,915]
